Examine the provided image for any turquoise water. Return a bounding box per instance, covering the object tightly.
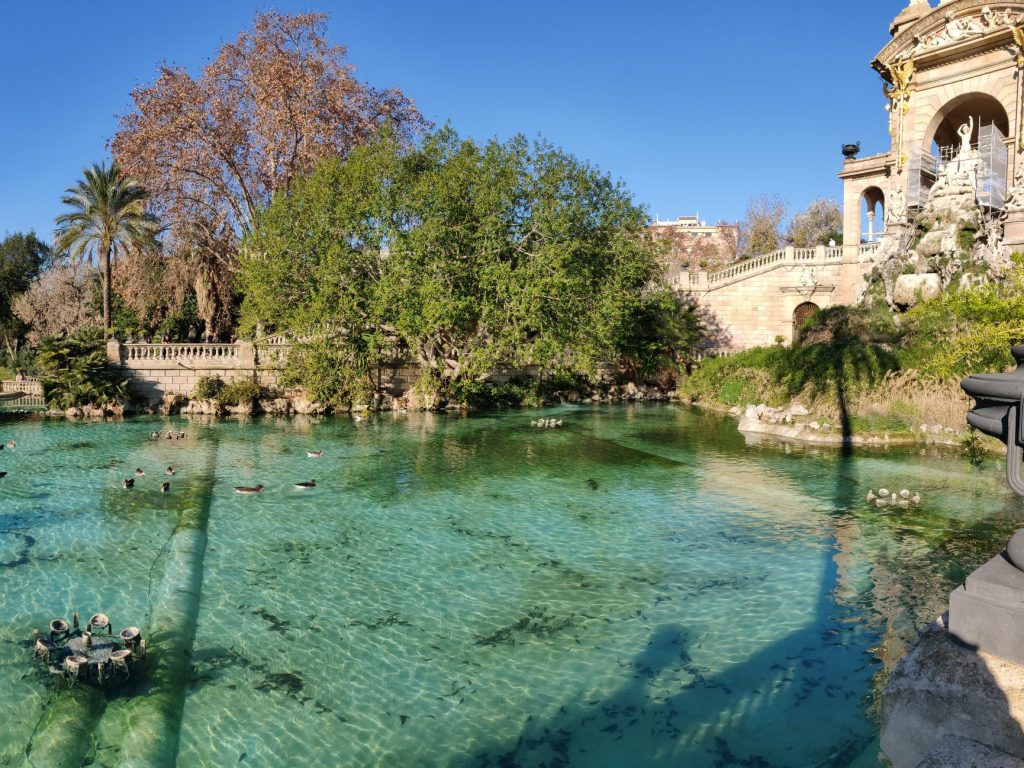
[0,405,1020,767]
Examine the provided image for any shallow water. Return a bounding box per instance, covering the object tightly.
[0,405,1019,767]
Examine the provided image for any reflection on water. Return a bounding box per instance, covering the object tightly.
[0,405,1019,767]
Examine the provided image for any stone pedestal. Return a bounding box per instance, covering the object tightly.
[1002,210,1024,254]
[881,618,1024,768]
[949,553,1024,666]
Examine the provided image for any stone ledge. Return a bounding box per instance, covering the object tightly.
[915,734,1024,768]
[882,618,1024,768]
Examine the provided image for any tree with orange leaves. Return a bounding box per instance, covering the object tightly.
[112,11,424,336]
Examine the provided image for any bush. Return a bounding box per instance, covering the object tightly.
[193,376,224,400]
[217,378,263,406]
[35,328,127,408]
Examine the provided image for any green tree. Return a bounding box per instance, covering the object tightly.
[53,162,160,334]
[0,231,51,345]
[240,127,664,404]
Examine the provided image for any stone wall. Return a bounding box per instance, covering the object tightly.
[108,341,551,405]
[672,245,878,350]
[108,341,281,403]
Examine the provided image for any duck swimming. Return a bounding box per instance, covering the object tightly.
[0,471,7,479]
[123,478,134,489]
[166,466,175,476]
[306,450,323,458]
[161,482,170,493]
[135,468,145,477]
[294,480,316,489]
[234,484,263,494]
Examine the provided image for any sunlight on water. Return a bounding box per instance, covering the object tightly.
[0,405,1019,767]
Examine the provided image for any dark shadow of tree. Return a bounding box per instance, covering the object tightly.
[775,312,899,455]
[449,438,1017,768]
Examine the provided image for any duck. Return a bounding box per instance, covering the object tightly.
[234,484,263,494]
[135,468,145,477]
[161,482,170,493]
[0,471,7,479]
[166,466,175,476]
[306,450,323,458]
[123,478,134,489]
[294,480,316,489]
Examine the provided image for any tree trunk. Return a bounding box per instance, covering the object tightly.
[102,238,112,335]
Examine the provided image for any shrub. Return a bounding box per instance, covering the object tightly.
[217,378,264,406]
[193,376,224,400]
[35,328,127,408]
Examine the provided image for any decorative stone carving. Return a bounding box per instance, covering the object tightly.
[896,6,1024,60]
[886,187,907,224]
[1005,161,1024,212]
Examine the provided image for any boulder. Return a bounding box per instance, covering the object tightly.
[882,619,1024,767]
[893,273,942,309]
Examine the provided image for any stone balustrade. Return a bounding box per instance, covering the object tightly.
[0,378,43,395]
[670,243,872,293]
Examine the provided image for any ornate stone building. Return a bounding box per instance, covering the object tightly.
[841,0,1024,250]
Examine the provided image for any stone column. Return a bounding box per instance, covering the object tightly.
[236,341,255,370]
[867,210,876,242]
[106,339,123,365]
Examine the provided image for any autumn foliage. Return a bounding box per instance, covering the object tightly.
[111,11,424,335]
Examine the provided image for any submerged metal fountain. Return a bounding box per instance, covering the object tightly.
[954,344,1024,663]
[33,610,145,687]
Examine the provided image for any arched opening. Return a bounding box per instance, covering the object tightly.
[911,92,1011,210]
[928,92,1009,160]
[860,186,885,243]
[793,302,820,342]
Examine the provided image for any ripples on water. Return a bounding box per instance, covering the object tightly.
[0,405,1019,767]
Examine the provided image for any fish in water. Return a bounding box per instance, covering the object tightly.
[234,484,263,494]
[161,482,170,493]
[306,450,323,458]
[294,480,316,490]
[166,466,175,476]
[123,478,134,489]
[135,468,145,477]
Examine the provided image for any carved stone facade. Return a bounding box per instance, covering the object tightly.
[840,0,1024,253]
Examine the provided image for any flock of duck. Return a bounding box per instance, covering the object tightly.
[866,488,922,507]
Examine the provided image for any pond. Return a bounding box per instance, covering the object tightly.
[0,404,1018,767]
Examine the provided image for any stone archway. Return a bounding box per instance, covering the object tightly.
[861,186,885,243]
[792,301,820,342]
[924,91,1010,158]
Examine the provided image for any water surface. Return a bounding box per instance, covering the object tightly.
[0,405,1018,767]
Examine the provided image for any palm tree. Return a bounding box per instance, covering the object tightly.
[54,162,160,334]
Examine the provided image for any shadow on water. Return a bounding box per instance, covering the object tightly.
[451,429,1021,768]
[23,429,221,768]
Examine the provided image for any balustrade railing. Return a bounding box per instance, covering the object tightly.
[123,343,239,362]
[0,378,43,395]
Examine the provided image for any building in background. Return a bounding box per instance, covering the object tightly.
[648,215,739,279]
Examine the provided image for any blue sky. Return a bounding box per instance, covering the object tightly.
[0,1,900,241]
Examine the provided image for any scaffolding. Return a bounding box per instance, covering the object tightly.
[907,148,937,209]
[977,122,1008,211]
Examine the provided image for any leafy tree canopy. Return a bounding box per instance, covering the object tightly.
[739,194,787,258]
[239,127,667,402]
[0,231,51,344]
[112,10,424,335]
[785,197,843,248]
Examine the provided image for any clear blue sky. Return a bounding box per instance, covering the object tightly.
[0,1,901,241]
